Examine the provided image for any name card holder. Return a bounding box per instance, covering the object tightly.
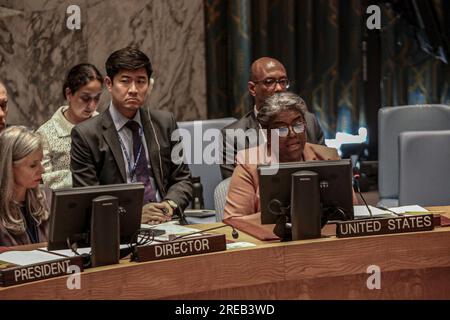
[135,233,226,262]
[336,214,434,238]
[0,255,84,287]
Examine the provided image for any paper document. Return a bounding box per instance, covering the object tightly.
[0,250,64,266]
[226,242,257,250]
[353,205,398,219]
[141,221,199,234]
[387,205,429,214]
[41,244,129,257]
[141,221,200,241]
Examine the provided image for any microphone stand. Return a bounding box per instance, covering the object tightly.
[169,224,239,242]
[353,168,373,218]
[353,169,403,218]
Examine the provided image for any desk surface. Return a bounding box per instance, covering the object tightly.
[1,207,450,300]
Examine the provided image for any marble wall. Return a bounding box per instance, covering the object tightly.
[0,0,207,128]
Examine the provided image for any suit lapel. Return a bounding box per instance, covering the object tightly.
[140,108,166,196]
[244,110,259,130]
[101,110,127,182]
[244,110,260,148]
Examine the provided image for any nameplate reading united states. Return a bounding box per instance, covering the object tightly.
[336,214,434,238]
[135,233,226,262]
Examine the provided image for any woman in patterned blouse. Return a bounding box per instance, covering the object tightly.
[37,64,103,189]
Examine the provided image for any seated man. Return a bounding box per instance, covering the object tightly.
[71,47,193,225]
[0,81,8,133]
[220,57,325,179]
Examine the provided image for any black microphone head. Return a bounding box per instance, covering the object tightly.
[231,228,239,239]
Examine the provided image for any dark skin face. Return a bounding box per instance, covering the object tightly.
[268,110,307,163]
[248,57,288,110]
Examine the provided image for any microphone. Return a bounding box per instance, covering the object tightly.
[353,167,372,218]
[169,224,239,242]
[376,205,404,217]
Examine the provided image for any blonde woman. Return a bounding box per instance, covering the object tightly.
[0,126,49,246]
[37,63,103,189]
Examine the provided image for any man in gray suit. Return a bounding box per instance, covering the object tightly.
[220,57,325,179]
[71,47,192,225]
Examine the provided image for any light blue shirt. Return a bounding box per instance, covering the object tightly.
[109,103,161,201]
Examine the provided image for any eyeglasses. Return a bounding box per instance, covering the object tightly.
[273,121,306,137]
[252,78,290,89]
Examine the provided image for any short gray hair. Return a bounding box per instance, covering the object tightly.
[257,92,308,128]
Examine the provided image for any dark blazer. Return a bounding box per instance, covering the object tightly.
[220,110,325,179]
[71,107,193,214]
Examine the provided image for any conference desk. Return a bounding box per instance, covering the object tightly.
[1,207,450,300]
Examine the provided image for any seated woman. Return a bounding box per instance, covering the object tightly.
[37,63,103,189]
[224,92,357,221]
[0,126,49,246]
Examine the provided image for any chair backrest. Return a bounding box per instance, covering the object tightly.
[177,118,237,209]
[378,104,450,201]
[214,177,231,222]
[398,130,450,206]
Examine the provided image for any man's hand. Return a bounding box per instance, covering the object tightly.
[141,201,174,225]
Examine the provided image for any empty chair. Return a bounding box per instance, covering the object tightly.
[378,104,450,207]
[398,130,450,206]
[177,118,236,209]
[214,177,231,222]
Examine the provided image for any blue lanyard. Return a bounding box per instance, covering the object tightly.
[118,126,144,182]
